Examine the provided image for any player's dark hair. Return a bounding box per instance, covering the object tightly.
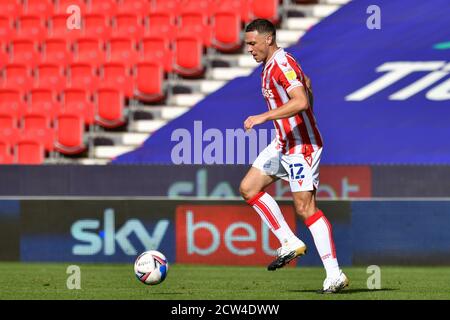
[245,19,276,39]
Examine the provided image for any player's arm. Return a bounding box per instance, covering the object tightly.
[244,86,308,131]
[304,73,314,108]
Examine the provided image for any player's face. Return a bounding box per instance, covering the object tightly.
[245,31,271,63]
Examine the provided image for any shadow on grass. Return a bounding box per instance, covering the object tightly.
[289,288,399,294]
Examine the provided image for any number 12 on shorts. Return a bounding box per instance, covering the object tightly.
[289,163,305,180]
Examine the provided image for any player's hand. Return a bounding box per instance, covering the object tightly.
[244,114,267,131]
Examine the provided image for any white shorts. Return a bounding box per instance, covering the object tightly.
[252,140,322,192]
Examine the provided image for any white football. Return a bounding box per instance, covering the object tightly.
[134,250,169,285]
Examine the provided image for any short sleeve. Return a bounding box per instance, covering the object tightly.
[276,60,304,93]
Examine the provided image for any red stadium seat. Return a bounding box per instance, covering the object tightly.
[84,14,112,41]
[28,88,61,119]
[0,140,14,164]
[9,39,40,67]
[54,113,86,155]
[17,15,47,41]
[55,0,87,15]
[34,64,66,92]
[24,0,54,18]
[100,62,134,98]
[179,12,212,47]
[107,38,139,67]
[62,88,95,125]
[3,64,33,91]
[21,113,56,151]
[249,0,279,24]
[173,36,204,77]
[0,89,27,119]
[0,0,22,18]
[0,113,18,130]
[95,88,126,128]
[0,49,9,71]
[87,0,118,16]
[181,0,216,16]
[48,14,83,41]
[117,0,151,16]
[113,14,145,41]
[67,63,100,92]
[14,139,45,164]
[139,36,173,72]
[73,38,107,65]
[0,127,20,147]
[212,11,242,52]
[134,62,164,103]
[151,0,181,16]
[217,0,250,22]
[0,15,16,43]
[41,38,72,65]
[146,12,177,41]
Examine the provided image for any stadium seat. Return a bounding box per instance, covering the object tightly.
[0,15,16,43]
[28,88,61,119]
[84,14,112,41]
[117,0,151,16]
[24,0,54,18]
[62,88,95,125]
[48,14,83,41]
[0,113,18,130]
[3,64,33,91]
[67,63,100,92]
[21,113,56,151]
[87,0,118,16]
[55,0,87,15]
[0,140,14,164]
[95,88,126,128]
[146,12,177,41]
[107,38,139,68]
[100,62,134,98]
[54,113,86,155]
[212,11,242,52]
[134,62,164,103]
[249,0,279,24]
[17,15,47,41]
[9,39,40,67]
[0,89,27,119]
[139,36,173,73]
[151,0,181,16]
[181,0,216,16]
[0,0,22,18]
[14,139,45,164]
[34,64,66,92]
[73,38,107,65]
[179,12,212,47]
[113,14,145,41]
[41,39,72,65]
[0,127,20,147]
[217,0,250,22]
[173,36,204,77]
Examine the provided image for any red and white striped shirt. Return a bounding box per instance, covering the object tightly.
[261,48,323,155]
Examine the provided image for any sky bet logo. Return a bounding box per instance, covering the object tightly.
[71,208,169,256]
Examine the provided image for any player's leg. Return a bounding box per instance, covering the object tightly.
[292,190,348,293]
[240,166,303,248]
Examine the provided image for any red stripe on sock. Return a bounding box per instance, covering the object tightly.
[322,215,337,258]
[254,200,280,230]
[304,210,324,227]
[246,191,265,206]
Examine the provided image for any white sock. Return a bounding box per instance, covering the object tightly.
[305,210,341,279]
[247,192,300,246]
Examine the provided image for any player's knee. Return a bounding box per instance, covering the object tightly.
[239,181,257,201]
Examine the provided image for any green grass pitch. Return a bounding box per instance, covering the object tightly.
[0,263,449,300]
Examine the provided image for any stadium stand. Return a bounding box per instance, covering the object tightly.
[0,0,344,164]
